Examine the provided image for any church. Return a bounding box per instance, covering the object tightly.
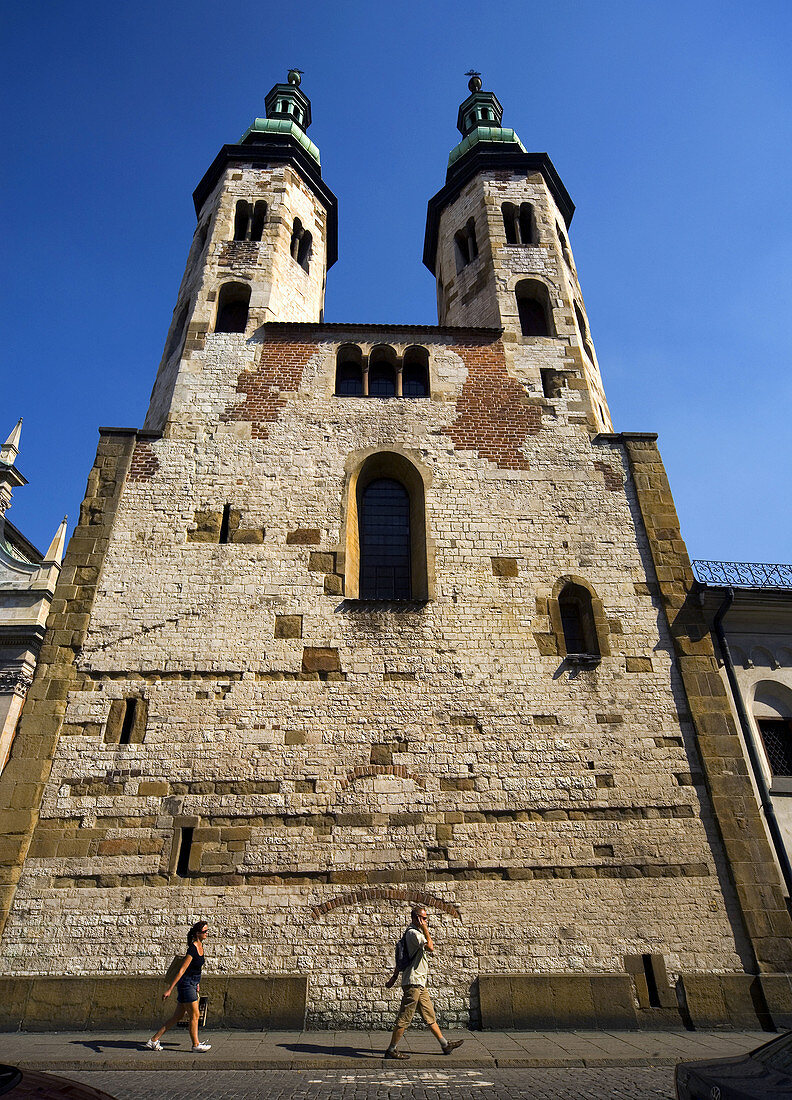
[1,72,791,1032]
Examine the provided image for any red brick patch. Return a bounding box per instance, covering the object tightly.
[128,440,160,481]
[443,339,540,469]
[594,460,623,491]
[221,334,318,439]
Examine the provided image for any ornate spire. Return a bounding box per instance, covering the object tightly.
[0,418,22,467]
[448,73,525,171]
[239,70,320,165]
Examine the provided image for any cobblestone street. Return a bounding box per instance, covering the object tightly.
[67,1067,676,1099]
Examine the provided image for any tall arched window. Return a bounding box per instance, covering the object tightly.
[359,478,411,600]
[518,203,534,245]
[557,223,572,267]
[515,279,553,337]
[558,583,600,658]
[502,203,519,244]
[298,230,312,272]
[215,283,251,333]
[345,452,430,601]
[502,202,534,245]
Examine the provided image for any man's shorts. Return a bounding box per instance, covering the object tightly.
[395,984,437,1028]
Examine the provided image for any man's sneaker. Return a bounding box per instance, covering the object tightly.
[144,1039,163,1051]
[443,1039,464,1055]
[383,1048,410,1059]
[192,1043,211,1052]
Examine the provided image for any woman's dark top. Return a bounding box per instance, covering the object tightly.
[183,943,205,979]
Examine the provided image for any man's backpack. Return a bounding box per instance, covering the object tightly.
[394,930,413,973]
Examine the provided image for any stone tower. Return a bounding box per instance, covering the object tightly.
[425,73,610,433]
[146,69,337,431]
[1,75,791,1034]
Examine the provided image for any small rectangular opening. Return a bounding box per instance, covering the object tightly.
[219,504,231,544]
[642,953,662,1008]
[176,827,194,877]
[119,699,137,745]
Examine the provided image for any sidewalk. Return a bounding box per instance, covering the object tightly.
[0,1027,772,1072]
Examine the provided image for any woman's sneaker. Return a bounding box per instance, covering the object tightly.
[192,1043,211,1052]
[144,1039,163,1050]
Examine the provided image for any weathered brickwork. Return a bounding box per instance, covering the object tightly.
[2,88,790,1032]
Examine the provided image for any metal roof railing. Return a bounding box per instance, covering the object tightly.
[691,560,792,590]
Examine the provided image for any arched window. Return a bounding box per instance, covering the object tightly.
[454,218,478,272]
[502,203,519,244]
[297,230,312,272]
[518,203,534,245]
[753,682,792,777]
[574,302,595,361]
[515,279,553,337]
[345,452,430,601]
[558,583,600,658]
[359,478,412,600]
[250,200,267,242]
[290,218,303,259]
[402,347,430,397]
[234,200,251,240]
[215,282,251,333]
[557,223,572,267]
[368,347,398,397]
[336,346,364,396]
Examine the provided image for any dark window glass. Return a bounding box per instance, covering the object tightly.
[336,363,363,396]
[119,699,137,745]
[517,296,548,337]
[216,299,248,333]
[369,362,396,397]
[758,719,792,776]
[559,584,599,656]
[403,363,428,397]
[359,478,411,600]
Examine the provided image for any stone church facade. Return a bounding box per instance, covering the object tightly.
[1,74,792,1031]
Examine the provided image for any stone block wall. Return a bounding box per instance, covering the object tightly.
[1,320,785,1028]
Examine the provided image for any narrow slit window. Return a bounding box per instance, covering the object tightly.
[176,827,194,877]
[558,583,600,657]
[119,699,137,745]
[502,203,519,244]
[219,504,231,544]
[518,203,534,245]
[642,954,662,1008]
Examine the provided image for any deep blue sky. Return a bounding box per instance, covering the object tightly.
[3,1,791,564]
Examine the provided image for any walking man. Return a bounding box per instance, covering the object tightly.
[383,905,464,1060]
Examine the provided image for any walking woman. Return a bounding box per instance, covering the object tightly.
[145,921,211,1052]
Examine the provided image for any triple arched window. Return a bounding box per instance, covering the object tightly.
[335,345,430,399]
[502,202,534,245]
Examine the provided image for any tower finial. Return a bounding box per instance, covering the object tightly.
[465,70,482,93]
[0,418,23,467]
[288,69,303,86]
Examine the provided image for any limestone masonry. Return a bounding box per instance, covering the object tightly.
[2,73,792,1032]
